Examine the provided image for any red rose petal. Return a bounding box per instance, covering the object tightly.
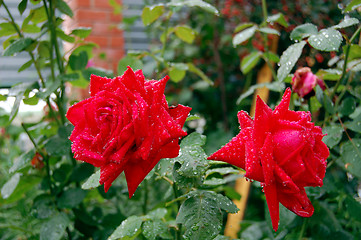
[90,74,112,97]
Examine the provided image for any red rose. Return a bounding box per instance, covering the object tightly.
[292,67,326,98]
[66,67,191,197]
[207,89,329,231]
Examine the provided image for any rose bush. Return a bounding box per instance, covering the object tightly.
[208,88,329,231]
[66,67,191,197]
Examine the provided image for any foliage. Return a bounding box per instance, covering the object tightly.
[0,0,361,239]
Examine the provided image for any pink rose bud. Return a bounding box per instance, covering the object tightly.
[208,89,329,231]
[291,67,325,98]
[66,67,191,197]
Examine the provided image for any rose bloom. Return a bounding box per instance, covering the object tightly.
[291,67,326,98]
[66,67,191,197]
[208,88,329,231]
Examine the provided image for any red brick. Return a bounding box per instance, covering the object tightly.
[110,12,122,22]
[66,0,90,9]
[86,36,109,47]
[110,36,124,48]
[103,49,124,61]
[74,9,109,23]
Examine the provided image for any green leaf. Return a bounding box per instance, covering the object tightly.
[145,208,168,219]
[234,23,254,33]
[142,219,169,240]
[340,139,361,178]
[241,51,261,74]
[232,26,257,46]
[323,92,335,114]
[290,23,318,41]
[174,133,209,179]
[236,81,284,104]
[345,44,361,61]
[118,55,143,74]
[9,149,36,173]
[169,63,188,82]
[22,24,41,33]
[108,216,143,240]
[277,41,306,82]
[345,196,361,222]
[18,0,28,15]
[176,190,223,240]
[56,29,75,43]
[213,192,239,213]
[18,60,33,72]
[9,96,22,123]
[205,167,239,177]
[3,38,33,56]
[141,5,165,26]
[55,0,73,17]
[323,125,343,148]
[44,135,71,157]
[186,114,200,121]
[344,0,361,12]
[263,52,280,63]
[334,17,359,29]
[175,25,197,44]
[59,73,80,82]
[71,27,92,38]
[30,6,47,24]
[308,28,342,52]
[81,170,101,190]
[36,79,61,99]
[40,212,70,240]
[345,113,361,133]
[82,67,113,80]
[258,27,280,35]
[316,69,341,81]
[1,175,41,204]
[57,188,87,209]
[267,13,288,27]
[1,173,21,199]
[168,0,219,15]
[187,63,213,85]
[32,194,57,219]
[339,97,356,115]
[69,51,88,70]
[0,22,18,37]
[0,94,6,101]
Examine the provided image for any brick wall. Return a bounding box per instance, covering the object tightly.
[63,0,124,74]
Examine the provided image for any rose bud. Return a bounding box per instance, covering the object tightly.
[31,152,44,169]
[208,88,329,231]
[66,67,191,197]
[291,67,326,98]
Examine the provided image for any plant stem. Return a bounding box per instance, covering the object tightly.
[330,26,361,100]
[173,182,182,240]
[143,179,148,215]
[21,123,54,194]
[261,0,268,24]
[298,218,307,240]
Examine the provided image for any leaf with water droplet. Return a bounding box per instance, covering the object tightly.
[345,113,361,133]
[308,28,342,52]
[1,173,21,199]
[176,190,223,240]
[40,212,70,240]
[173,133,209,187]
[81,170,101,190]
[323,125,343,148]
[142,219,170,240]
[108,216,143,240]
[277,41,306,82]
[343,0,361,13]
[334,17,359,29]
[340,139,361,178]
[232,26,257,46]
[290,23,318,41]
